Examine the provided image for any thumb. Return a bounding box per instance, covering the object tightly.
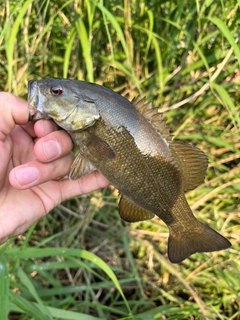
[0,92,29,140]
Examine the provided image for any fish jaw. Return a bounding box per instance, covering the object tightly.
[28,80,51,121]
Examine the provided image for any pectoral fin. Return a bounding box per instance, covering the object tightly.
[87,133,115,161]
[169,140,208,192]
[69,153,96,180]
[119,195,155,222]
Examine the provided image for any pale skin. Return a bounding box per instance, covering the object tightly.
[0,92,109,244]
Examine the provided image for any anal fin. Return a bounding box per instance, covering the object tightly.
[119,195,155,222]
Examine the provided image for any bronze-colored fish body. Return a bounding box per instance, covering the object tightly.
[28,78,231,263]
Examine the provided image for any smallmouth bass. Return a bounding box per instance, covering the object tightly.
[28,78,231,263]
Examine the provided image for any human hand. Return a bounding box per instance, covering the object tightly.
[0,92,109,244]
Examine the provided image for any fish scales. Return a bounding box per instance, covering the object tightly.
[78,122,181,219]
[28,78,231,263]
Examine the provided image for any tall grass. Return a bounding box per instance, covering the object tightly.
[0,0,239,319]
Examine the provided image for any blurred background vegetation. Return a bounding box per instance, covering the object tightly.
[0,0,240,319]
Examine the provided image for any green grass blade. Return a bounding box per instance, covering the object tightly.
[31,0,73,58]
[72,249,132,315]
[212,82,240,129]
[96,1,128,58]
[9,291,48,320]
[5,247,132,316]
[17,268,53,319]
[101,3,115,64]
[44,305,106,320]
[75,18,94,82]
[0,255,9,320]
[192,41,209,72]
[4,0,34,91]
[10,300,106,320]
[133,25,165,94]
[63,28,77,78]
[208,17,240,66]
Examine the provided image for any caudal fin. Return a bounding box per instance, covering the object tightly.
[168,221,231,263]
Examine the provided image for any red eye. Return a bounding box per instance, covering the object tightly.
[50,86,63,96]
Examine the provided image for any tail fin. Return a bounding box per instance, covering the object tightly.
[168,221,231,263]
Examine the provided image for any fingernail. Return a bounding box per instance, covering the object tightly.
[14,167,39,186]
[43,140,61,160]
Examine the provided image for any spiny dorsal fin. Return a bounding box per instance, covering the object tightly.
[131,96,172,142]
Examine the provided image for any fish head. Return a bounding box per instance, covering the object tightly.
[28,78,100,131]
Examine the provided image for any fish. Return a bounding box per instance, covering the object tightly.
[28,78,231,263]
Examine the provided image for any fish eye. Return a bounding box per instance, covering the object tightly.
[50,86,63,96]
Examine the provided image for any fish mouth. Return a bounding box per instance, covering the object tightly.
[28,80,51,121]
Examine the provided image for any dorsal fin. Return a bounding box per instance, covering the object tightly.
[131,96,173,142]
[169,140,208,192]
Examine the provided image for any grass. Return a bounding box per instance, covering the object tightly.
[0,0,240,319]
